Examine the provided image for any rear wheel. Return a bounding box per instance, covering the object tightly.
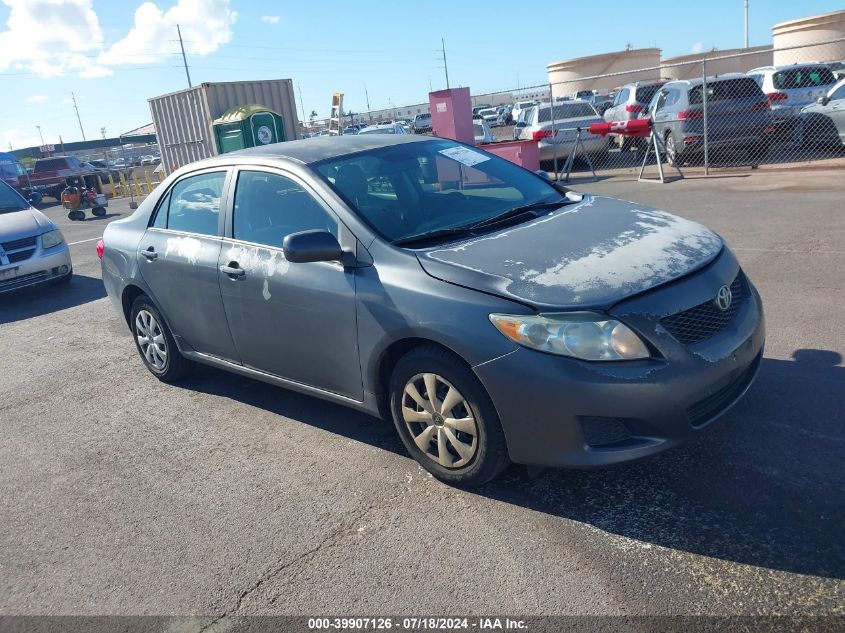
[130,295,193,382]
[664,131,682,166]
[389,345,509,487]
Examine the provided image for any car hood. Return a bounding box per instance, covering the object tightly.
[417,195,724,310]
[0,207,52,241]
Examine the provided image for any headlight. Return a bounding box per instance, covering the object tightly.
[489,312,650,361]
[41,229,64,249]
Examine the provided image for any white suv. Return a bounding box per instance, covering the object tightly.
[747,64,837,134]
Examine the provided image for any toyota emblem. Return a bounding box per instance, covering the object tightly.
[715,285,733,312]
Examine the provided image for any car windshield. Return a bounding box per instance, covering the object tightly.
[635,85,661,103]
[313,139,565,244]
[538,103,597,122]
[0,180,30,213]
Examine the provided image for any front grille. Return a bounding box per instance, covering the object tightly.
[1,235,38,264]
[0,270,48,292]
[686,352,761,428]
[1,236,37,251]
[661,273,747,345]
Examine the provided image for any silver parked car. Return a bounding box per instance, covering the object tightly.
[0,179,72,293]
[514,101,608,166]
[747,64,838,135]
[473,117,495,144]
[799,77,845,147]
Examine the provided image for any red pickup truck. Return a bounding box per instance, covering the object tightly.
[29,156,99,201]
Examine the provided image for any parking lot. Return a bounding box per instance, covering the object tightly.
[1,168,843,620]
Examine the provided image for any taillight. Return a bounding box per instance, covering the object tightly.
[625,104,644,113]
[532,130,554,141]
[677,110,704,121]
[96,238,104,260]
[766,92,788,102]
[752,100,771,111]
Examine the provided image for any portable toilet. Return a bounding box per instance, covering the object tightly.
[212,104,287,153]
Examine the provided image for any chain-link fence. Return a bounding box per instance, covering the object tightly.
[468,37,845,178]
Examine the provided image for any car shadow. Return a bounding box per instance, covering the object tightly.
[0,274,106,324]
[175,349,844,579]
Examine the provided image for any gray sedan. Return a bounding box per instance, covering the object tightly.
[100,135,764,486]
[1,179,72,293]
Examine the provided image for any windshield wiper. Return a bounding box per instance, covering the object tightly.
[392,226,477,247]
[393,198,571,248]
[467,199,569,231]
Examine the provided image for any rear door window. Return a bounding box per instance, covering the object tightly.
[689,78,763,103]
[773,67,836,89]
[152,171,226,236]
[635,85,661,104]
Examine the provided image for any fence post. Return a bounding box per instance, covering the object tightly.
[702,58,710,176]
[550,83,558,177]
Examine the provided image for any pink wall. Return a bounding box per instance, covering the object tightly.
[478,140,540,172]
[429,88,474,145]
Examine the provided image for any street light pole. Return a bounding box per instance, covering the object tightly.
[36,125,44,145]
[744,0,749,49]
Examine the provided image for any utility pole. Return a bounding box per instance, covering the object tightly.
[36,125,44,145]
[441,38,450,89]
[743,0,749,48]
[364,84,372,123]
[177,24,192,88]
[101,127,106,139]
[297,82,306,126]
[71,92,86,140]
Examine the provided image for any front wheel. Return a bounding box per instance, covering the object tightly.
[130,295,193,382]
[389,345,510,487]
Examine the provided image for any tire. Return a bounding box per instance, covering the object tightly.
[664,131,682,166]
[130,295,193,383]
[389,345,510,487]
[92,206,106,217]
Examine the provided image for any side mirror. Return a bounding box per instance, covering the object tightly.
[283,230,344,264]
[817,95,830,106]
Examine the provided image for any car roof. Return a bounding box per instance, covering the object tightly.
[216,134,431,165]
[663,73,751,88]
[749,63,831,74]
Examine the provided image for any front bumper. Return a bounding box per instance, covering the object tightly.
[474,250,765,467]
[0,241,73,294]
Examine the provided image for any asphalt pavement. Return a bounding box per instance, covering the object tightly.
[0,170,842,621]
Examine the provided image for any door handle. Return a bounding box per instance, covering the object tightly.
[141,247,157,260]
[219,263,245,278]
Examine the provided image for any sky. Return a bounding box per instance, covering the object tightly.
[2,0,844,150]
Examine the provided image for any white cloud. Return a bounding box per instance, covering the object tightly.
[691,42,705,54]
[1,129,46,151]
[99,0,238,66]
[0,0,104,78]
[26,95,48,103]
[79,65,113,78]
[260,15,280,24]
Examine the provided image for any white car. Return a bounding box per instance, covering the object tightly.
[510,101,536,125]
[476,108,499,124]
[747,64,838,133]
[358,123,407,135]
[473,118,495,144]
[514,100,607,165]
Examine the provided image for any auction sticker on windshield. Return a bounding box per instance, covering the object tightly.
[438,146,490,167]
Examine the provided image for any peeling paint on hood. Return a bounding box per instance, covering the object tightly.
[419,196,723,309]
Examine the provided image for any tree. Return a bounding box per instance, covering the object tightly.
[309,110,318,121]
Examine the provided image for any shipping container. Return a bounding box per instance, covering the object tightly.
[148,79,300,174]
